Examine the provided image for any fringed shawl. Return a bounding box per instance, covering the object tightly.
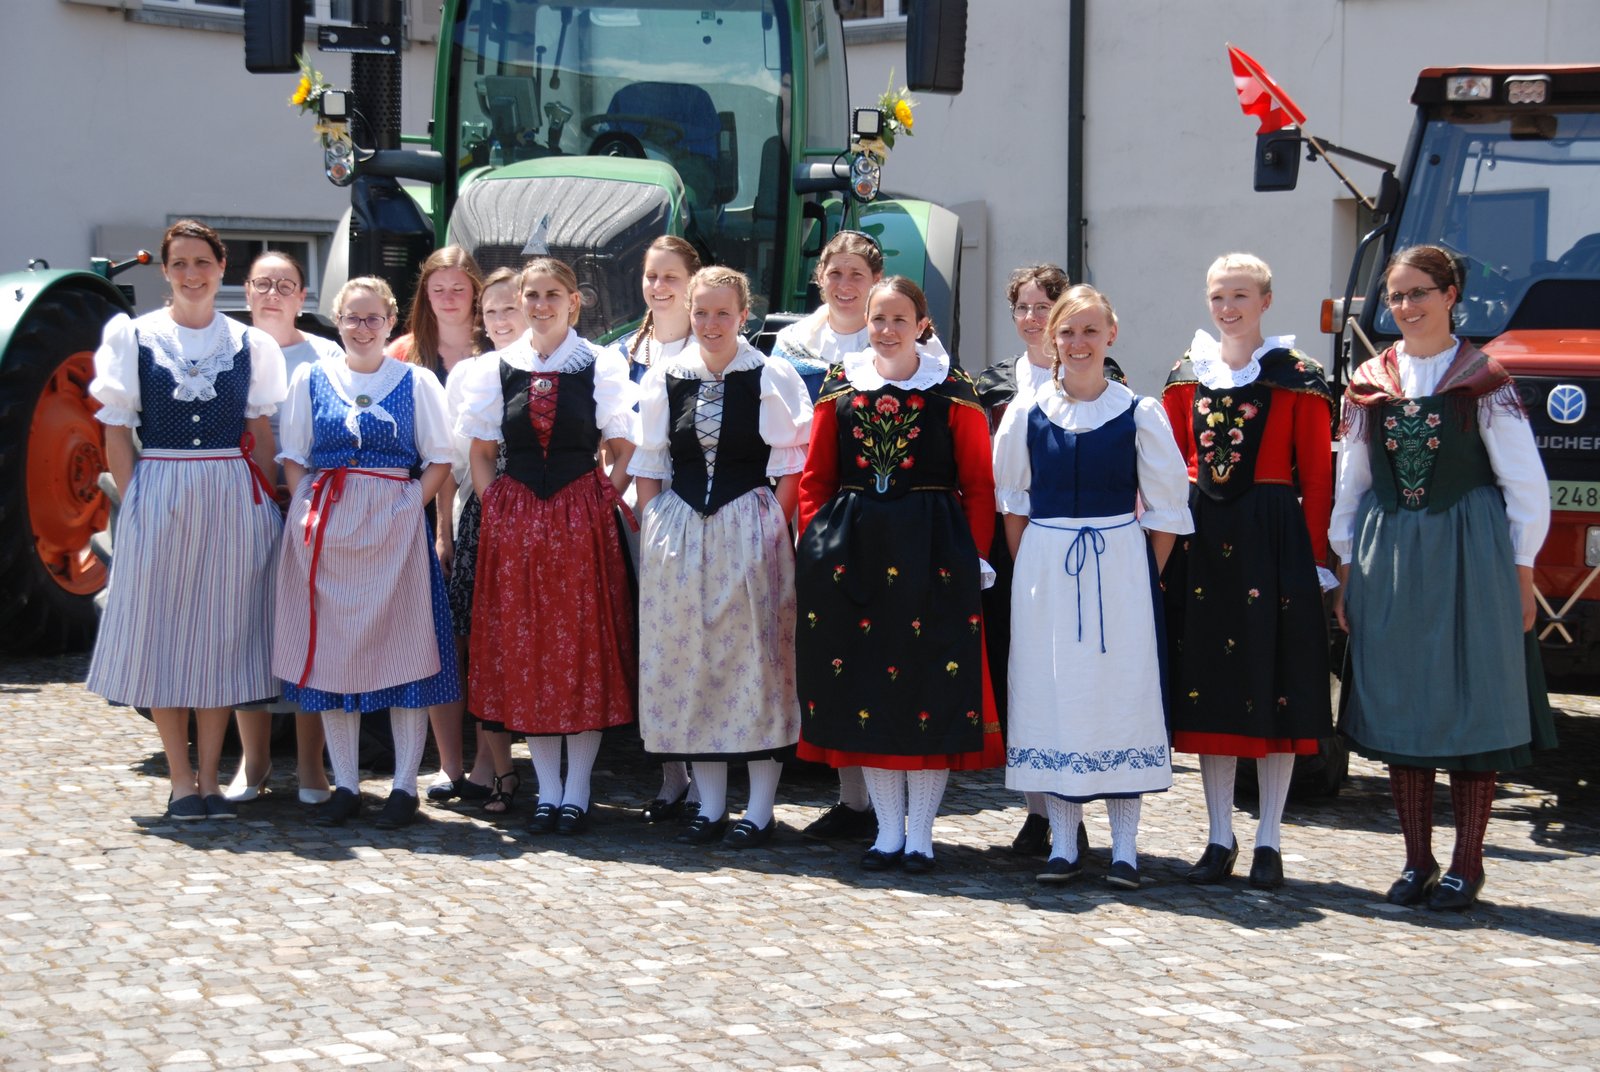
[1338,341,1524,443]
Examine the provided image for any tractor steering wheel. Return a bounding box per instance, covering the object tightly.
[580,114,686,152]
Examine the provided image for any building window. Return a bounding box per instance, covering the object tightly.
[216,233,325,306]
[837,0,906,24]
[139,0,353,24]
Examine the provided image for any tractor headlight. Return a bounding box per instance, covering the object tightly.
[1505,75,1551,105]
[325,137,355,187]
[1446,75,1493,101]
[1586,526,1600,568]
[851,153,881,202]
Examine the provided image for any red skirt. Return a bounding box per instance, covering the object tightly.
[469,471,636,734]
[1172,731,1321,758]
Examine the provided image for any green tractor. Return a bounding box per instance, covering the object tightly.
[0,0,969,654]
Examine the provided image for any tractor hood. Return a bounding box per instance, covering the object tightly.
[1480,329,1600,377]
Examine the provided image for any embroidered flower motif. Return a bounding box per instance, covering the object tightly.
[1188,689,1200,702]
[855,456,871,468]
[852,426,865,440]
[1193,586,1205,601]
[918,711,930,731]
[906,395,925,410]
[968,614,982,634]
[1245,699,1254,712]
[1224,638,1236,654]
[859,618,872,635]
[1199,429,1216,448]
[1385,438,1398,452]
[938,567,952,584]
[833,565,847,582]
[966,710,980,726]
[858,708,871,730]
[875,394,901,415]
[888,665,899,681]
[911,618,923,636]
[1425,412,1442,428]
[1221,542,1233,558]
[1247,588,1260,603]
[1384,416,1398,430]
[1221,395,1234,407]
[1280,596,1291,608]
[1238,402,1259,419]
[832,658,844,676]
[852,395,869,409]
[855,390,925,491]
[1426,436,1440,450]
[899,456,915,469]
[1277,696,1288,707]
[1228,427,1244,444]
[807,611,818,629]
[886,566,900,585]
[807,700,816,718]
[1196,397,1212,415]
[907,427,921,439]
[1207,412,1227,427]
[1402,401,1421,417]
[945,661,959,676]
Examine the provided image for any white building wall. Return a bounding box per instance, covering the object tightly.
[846,0,1600,391]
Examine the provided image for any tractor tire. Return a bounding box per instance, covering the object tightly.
[0,286,121,653]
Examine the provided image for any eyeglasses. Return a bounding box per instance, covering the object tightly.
[246,277,301,297]
[1011,303,1054,319]
[1385,285,1440,308]
[338,314,390,331]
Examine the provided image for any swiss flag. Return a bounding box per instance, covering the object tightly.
[1228,44,1307,134]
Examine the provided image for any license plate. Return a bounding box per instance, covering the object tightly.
[1550,480,1600,512]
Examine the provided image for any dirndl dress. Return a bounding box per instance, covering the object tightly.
[85,311,287,709]
[272,355,461,712]
[629,340,811,760]
[994,382,1193,801]
[459,329,639,736]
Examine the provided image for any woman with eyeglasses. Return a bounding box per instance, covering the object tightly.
[1331,244,1553,911]
[86,219,288,821]
[388,246,494,807]
[272,276,460,830]
[223,252,340,808]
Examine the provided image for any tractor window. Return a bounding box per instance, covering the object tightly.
[450,0,787,317]
[1386,112,1600,336]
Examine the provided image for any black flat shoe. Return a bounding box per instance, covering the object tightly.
[804,803,876,841]
[1076,820,1091,860]
[1105,860,1141,890]
[1036,856,1084,885]
[1386,863,1442,906]
[313,787,363,827]
[556,804,589,835]
[901,850,936,874]
[642,786,690,824]
[860,847,902,871]
[1185,840,1239,885]
[1249,846,1285,890]
[1010,813,1049,855]
[526,802,560,835]
[676,814,729,844]
[373,790,419,830]
[1426,870,1484,912]
[723,818,775,850]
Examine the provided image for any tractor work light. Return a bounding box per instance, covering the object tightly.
[853,108,884,139]
[1505,75,1551,105]
[1445,75,1493,101]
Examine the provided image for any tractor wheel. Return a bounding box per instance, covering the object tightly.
[0,287,120,653]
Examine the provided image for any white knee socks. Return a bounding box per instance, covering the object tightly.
[744,759,782,828]
[1044,795,1085,863]
[862,767,906,854]
[561,730,602,811]
[528,736,564,806]
[838,765,870,811]
[1255,753,1295,852]
[389,707,428,797]
[321,710,361,792]
[692,761,729,821]
[1199,754,1238,846]
[1106,796,1142,867]
[905,769,948,857]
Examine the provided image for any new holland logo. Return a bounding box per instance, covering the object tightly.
[1548,384,1587,425]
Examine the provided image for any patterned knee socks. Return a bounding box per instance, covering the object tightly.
[1106,796,1142,867]
[1198,754,1237,846]
[904,769,948,857]
[321,710,361,793]
[1448,770,1497,882]
[1255,753,1295,852]
[1044,796,1084,864]
[1389,765,1437,872]
[389,707,428,797]
[862,767,906,854]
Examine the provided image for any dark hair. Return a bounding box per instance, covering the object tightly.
[161,219,226,265]
[249,249,305,287]
[403,246,486,374]
[866,276,935,343]
[815,229,885,287]
[1385,245,1465,303]
[1005,263,1070,307]
[631,236,703,361]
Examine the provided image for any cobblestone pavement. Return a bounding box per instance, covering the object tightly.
[2,655,1597,1071]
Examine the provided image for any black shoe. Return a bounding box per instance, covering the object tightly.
[1010,813,1050,855]
[1426,871,1484,912]
[724,818,775,850]
[166,793,208,823]
[1036,856,1084,885]
[860,847,903,871]
[526,802,560,835]
[373,790,419,830]
[1105,860,1141,890]
[1385,863,1442,906]
[676,814,729,844]
[804,803,875,841]
[1185,840,1239,885]
[556,804,589,835]
[1076,820,1091,860]
[902,850,936,874]
[427,776,494,805]
[203,794,238,821]
[1249,847,1285,890]
[313,787,363,827]
[641,786,690,824]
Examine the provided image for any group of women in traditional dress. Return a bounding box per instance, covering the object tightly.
[88,220,1551,911]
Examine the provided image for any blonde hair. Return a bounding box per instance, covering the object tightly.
[480,266,521,300]
[1205,252,1273,296]
[631,236,703,361]
[1046,285,1117,389]
[520,257,583,327]
[336,276,399,318]
[688,265,751,311]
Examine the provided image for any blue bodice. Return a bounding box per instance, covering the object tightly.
[306,364,421,470]
[135,337,252,450]
[1027,397,1139,519]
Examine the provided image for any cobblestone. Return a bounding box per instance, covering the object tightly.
[1,654,1597,1069]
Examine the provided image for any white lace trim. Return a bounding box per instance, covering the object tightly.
[1035,378,1137,432]
[1187,331,1297,390]
[504,327,598,373]
[137,311,245,403]
[318,355,411,447]
[843,344,949,391]
[659,339,765,380]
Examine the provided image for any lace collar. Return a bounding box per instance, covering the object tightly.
[502,328,596,373]
[136,310,247,403]
[317,354,412,447]
[1188,330,1296,390]
[843,342,950,391]
[660,338,765,381]
[1035,378,1136,431]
